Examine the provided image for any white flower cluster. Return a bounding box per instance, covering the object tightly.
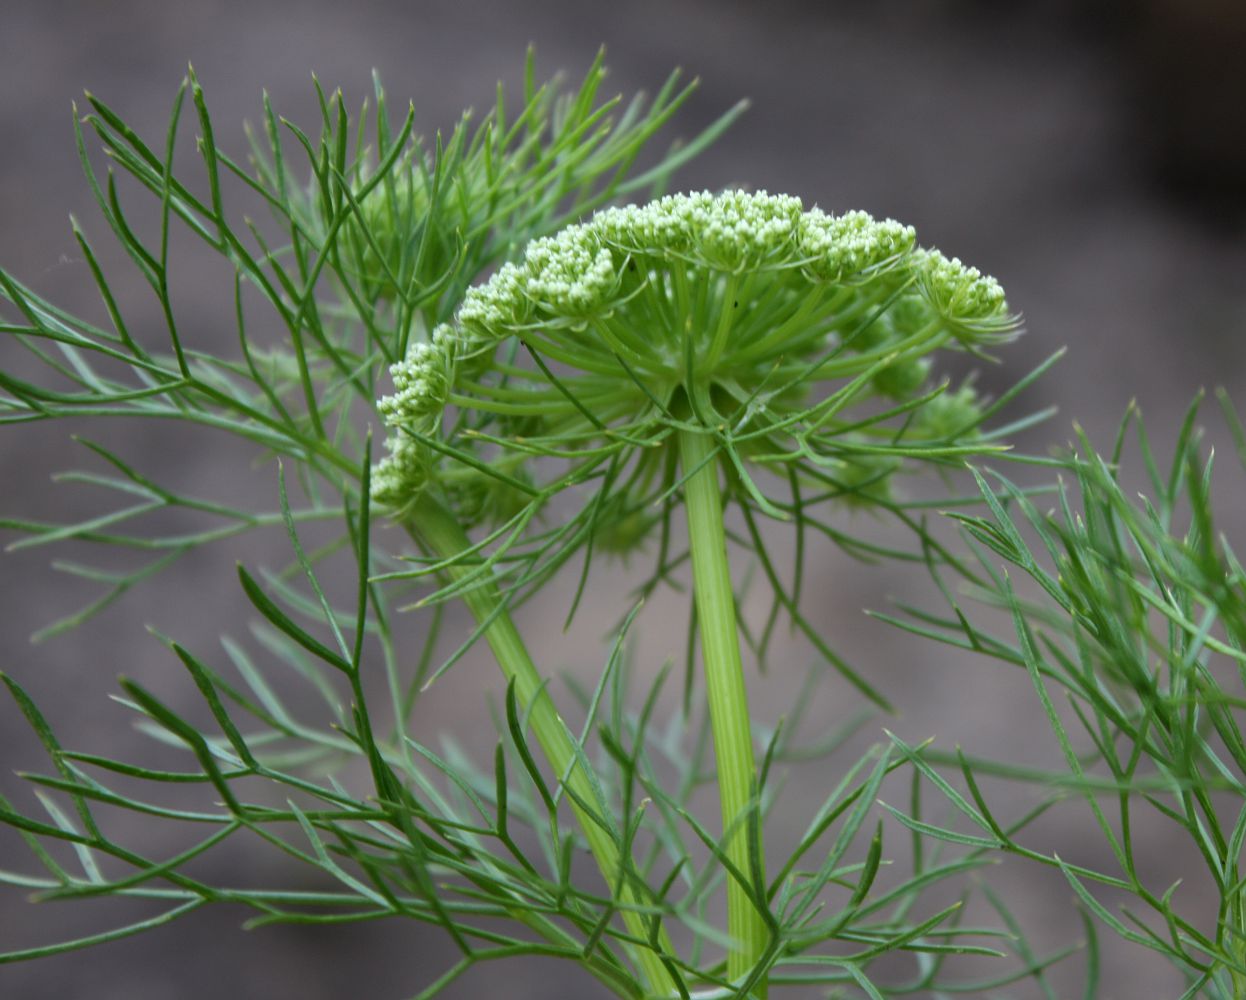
[523,238,618,315]
[913,248,1015,339]
[454,191,940,346]
[370,191,1019,516]
[377,331,452,427]
[371,433,431,511]
[457,262,530,341]
[595,190,805,269]
[799,209,916,283]
[371,330,454,510]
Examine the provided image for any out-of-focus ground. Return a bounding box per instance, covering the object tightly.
[2,2,1246,997]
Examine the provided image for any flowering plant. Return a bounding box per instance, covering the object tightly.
[3,51,1242,1000]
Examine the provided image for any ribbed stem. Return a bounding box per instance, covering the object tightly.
[408,494,678,998]
[678,427,769,995]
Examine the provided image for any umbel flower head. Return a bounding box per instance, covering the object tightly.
[374,190,1019,545]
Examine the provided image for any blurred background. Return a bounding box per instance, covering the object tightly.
[3,1,1246,997]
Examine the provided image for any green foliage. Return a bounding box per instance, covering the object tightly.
[7,46,1219,1000]
[886,391,1246,997]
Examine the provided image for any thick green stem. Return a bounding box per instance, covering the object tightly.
[408,494,678,998]
[678,427,769,995]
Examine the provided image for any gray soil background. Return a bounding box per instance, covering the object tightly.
[3,2,1246,998]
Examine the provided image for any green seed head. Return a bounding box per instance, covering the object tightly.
[914,383,986,440]
[872,356,932,400]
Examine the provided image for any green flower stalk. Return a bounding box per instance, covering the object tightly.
[375,189,1020,992]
